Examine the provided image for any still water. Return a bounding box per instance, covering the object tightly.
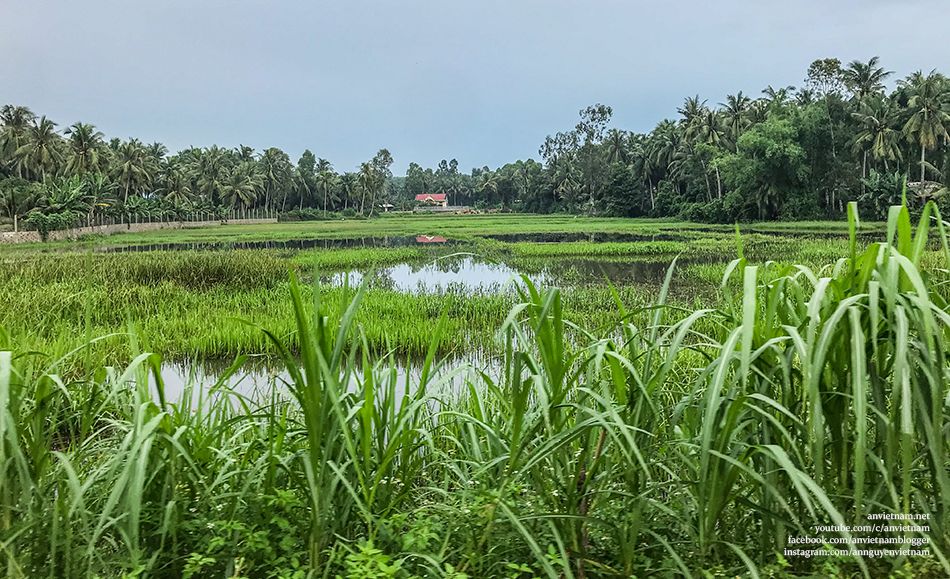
[159,352,498,404]
[319,255,697,294]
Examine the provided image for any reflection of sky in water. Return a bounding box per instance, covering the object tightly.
[319,255,698,294]
[323,257,549,293]
[159,351,500,405]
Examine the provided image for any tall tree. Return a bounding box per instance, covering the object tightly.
[113,139,153,202]
[357,162,374,214]
[605,129,629,164]
[369,149,393,214]
[258,148,292,211]
[193,145,229,204]
[222,162,262,213]
[156,160,193,206]
[851,96,902,178]
[296,150,317,210]
[0,105,35,178]
[316,168,337,213]
[899,70,950,183]
[677,95,707,127]
[64,122,105,176]
[15,116,64,182]
[575,103,612,211]
[720,92,751,144]
[843,56,893,101]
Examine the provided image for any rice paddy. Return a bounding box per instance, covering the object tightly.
[1,211,948,578]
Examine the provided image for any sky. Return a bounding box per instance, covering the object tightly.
[2,0,948,175]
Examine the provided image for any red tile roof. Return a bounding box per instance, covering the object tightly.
[415,193,446,202]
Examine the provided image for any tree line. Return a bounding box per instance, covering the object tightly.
[2,57,949,232]
[403,58,950,221]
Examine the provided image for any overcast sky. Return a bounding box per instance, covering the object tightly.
[2,0,948,175]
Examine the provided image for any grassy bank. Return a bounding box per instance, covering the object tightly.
[0,213,889,252]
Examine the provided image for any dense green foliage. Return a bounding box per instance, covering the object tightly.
[1,203,948,578]
[3,58,949,233]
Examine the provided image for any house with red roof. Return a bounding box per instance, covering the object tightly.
[415,193,447,207]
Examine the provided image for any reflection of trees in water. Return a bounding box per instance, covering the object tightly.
[517,257,726,286]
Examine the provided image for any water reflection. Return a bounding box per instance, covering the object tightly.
[320,257,545,293]
[159,351,501,404]
[318,255,715,294]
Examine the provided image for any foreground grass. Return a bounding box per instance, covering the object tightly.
[1,203,947,579]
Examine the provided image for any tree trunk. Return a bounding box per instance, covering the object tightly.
[862,151,867,196]
[715,166,722,198]
[826,96,836,158]
[921,145,926,184]
[700,160,712,202]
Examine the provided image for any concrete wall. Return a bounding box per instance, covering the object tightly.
[0,218,278,245]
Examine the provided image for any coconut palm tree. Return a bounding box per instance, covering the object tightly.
[64,122,105,176]
[357,162,375,215]
[761,85,796,107]
[258,148,292,211]
[156,160,193,207]
[338,172,358,210]
[316,169,337,214]
[843,56,893,101]
[113,139,154,202]
[235,145,257,163]
[851,96,902,178]
[794,88,817,106]
[686,109,730,198]
[677,95,706,128]
[647,120,682,181]
[605,129,629,164]
[629,141,656,210]
[551,155,581,206]
[15,116,64,182]
[147,142,168,165]
[478,170,499,204]
[899,70,950,183]
[222,162,262,214]
[193,146,231,205]
[0,105,35,177]
[720,92,751,144]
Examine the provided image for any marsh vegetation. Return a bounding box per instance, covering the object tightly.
[1,202,949,578]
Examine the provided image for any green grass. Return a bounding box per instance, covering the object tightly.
[0,202,947,578]
[2,226,942,373]
[0,213,890,253]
